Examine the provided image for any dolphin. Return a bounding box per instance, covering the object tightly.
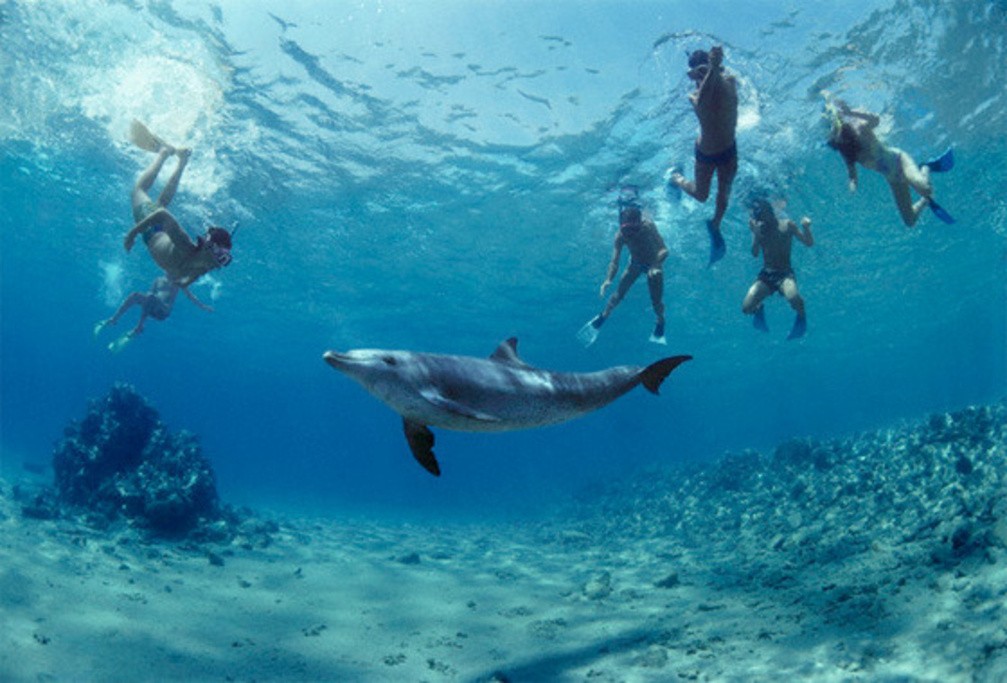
[323,338,691,476]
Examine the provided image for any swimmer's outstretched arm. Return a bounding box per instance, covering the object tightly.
[182,285,214,313]
[695,46,727,107]
[795,217,814,247]
[124,208,195,253]
[749,218,762,257]
[599,236,624,297]
[845,160,859,192]
[123,210,163,251]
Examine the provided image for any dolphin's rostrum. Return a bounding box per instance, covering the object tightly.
[324,338,691,476]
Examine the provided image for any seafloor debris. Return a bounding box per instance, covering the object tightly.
[51,383,219,536]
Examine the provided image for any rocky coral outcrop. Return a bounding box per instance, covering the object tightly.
[51,383,220,536]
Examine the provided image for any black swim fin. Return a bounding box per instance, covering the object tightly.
[923,147,954,173]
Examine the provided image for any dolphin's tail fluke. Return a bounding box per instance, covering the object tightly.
[640,355,692,395]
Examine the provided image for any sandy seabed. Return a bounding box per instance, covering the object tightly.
[2,403,1006,682]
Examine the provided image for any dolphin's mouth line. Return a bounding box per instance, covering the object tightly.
[323,351,348,367]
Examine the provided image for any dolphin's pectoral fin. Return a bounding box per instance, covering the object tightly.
[420,389,502,422]
[403,419,440,476]
[490,337,532,368]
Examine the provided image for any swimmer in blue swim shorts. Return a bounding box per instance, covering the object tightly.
[94,275,213,352]
[122,126,234,287]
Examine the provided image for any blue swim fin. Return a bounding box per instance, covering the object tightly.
[787,314,806,341]
[665,165,683,201]
[576,314,605,348]
[707,221,726,266]
[752,306,769,333]
[928,198,955,224]
[923,147,954,173]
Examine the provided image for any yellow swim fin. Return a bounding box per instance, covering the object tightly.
[129,120,173,153]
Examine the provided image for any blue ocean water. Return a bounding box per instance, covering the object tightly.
[1,0,1005,521]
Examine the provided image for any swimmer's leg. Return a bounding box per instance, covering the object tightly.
[710,155,738,234]
[889,178,927,227]
[672,159,714,203]
[132,149,173,218]
[96,292,147,337]
[646,268,666,345]
[156,148,191,208]
[781,278,806,340]
[742,280,772,332]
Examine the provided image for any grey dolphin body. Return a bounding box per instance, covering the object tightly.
[323,337,691,476]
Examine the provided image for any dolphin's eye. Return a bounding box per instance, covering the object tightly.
[382,356,398,366]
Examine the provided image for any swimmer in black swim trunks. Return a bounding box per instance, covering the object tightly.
[94,275,213,352]
[669,45,739,265]
[741,197,814,340]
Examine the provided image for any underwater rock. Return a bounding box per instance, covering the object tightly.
[396,552,422,565]
[654,571,680,589]
[51,383,220,537]
[18,487,59,521]
[583,570,613,600]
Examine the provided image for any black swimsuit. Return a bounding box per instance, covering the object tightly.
[695,141,737,167]
[757,267,795,293]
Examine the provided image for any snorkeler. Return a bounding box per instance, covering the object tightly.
[94,276,213,352]
[123,120,235,288]
[668,45,739,265]
[578,189,669,347]
[825,98,955,226]
[741,198,814,340]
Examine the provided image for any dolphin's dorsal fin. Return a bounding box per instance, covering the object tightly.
[490,337,531,368]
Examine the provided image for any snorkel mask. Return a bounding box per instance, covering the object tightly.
[687,49,711,80]
[204,226,234,267]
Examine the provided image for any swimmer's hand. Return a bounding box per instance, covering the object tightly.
[599,280,611,298]
[848,178,857,193]
[749,218,763,234]
[801,217,812,228]
[710,45,724,68]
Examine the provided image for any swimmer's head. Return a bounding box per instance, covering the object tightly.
[206,226,232,250]
[619,205,642,229]
[747,196,776,223]
[202,226,233,267]
[687,50,713,80]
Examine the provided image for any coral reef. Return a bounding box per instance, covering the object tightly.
[574,401,1007,574]
[51,383,220,536]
